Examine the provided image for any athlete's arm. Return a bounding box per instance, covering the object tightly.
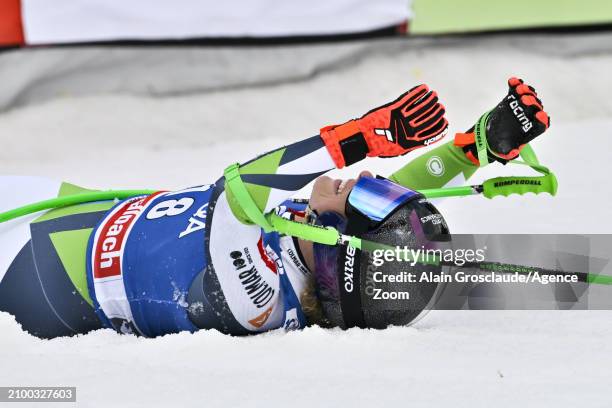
[226,85,449,224]
[389,140,477,190]
[225,136,335,223]
[389,77,550,190]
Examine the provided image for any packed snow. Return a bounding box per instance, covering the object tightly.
[1,33,612,407]
[2,311,611,408]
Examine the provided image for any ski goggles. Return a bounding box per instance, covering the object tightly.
[344,176,422,233]
[313,176,449,329]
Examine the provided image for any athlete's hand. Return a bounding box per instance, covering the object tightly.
[321,85,449,168]
[455,77,550,165]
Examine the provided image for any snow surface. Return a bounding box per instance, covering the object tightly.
[2,311,611,408]
[1,34,612,407]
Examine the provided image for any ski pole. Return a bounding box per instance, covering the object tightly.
[420,173,557,199]
[0,190,155,223]
[447,261,612,286]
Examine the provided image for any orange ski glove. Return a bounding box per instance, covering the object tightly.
[320,84,449,168]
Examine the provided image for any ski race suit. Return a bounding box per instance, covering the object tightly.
[0,137,480,338]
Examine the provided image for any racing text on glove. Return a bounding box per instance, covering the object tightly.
[455,77,550,165]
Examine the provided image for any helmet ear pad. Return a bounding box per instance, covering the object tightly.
[312,211,347,328]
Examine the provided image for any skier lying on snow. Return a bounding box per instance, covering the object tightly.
[0,78,550,338]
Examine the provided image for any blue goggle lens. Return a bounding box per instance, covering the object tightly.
[347,176,420,224]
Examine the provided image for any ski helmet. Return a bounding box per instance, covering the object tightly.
[313,176,451,329]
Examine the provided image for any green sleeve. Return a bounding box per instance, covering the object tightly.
[226,146,287,225]
[225,135,335,224]
[388,141,479,190]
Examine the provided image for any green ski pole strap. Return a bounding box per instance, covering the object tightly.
[482,144,558,199]
[224,163,274,232]
[474,111,491,167]
[266,213,341,246]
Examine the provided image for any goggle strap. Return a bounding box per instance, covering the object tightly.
[337,243,367,329]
